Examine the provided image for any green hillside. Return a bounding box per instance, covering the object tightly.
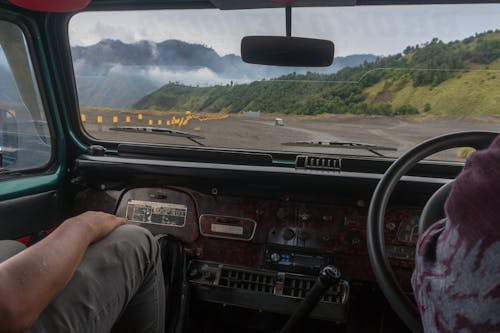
[134,30,500,116]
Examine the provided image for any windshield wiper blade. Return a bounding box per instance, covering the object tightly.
[110,126,205,146]
[281,140,396,157]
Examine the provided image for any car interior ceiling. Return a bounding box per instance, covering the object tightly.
[0,0,499,333]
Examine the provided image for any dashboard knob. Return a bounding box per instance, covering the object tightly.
[188,268,201,279]
[270,252,281,262]
[283,228,296,241]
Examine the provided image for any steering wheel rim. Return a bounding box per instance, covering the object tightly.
[367,131,498,333]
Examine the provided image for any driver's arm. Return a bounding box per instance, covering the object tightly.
[0,211,126,333]
[412,134,500,332]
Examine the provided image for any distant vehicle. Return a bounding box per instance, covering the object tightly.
[243,111,261,118]
[274,118,284,126]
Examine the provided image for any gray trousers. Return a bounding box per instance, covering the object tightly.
[0,225,165,333]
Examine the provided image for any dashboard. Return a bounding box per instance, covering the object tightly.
[78,186,420,323]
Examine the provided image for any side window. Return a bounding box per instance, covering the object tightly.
[0,20,51,173]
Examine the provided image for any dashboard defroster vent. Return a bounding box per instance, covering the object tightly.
[295,155,342,171]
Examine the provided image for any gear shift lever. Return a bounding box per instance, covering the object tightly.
[279,265,341,333]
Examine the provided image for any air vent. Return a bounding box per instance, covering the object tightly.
[188,261,349,305]
[219,267,276,294]
[282,275,345,304]
[296,156,341,171]
[188,261,350,323]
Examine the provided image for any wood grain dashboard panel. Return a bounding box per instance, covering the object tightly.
[189,191,419,290]
[74,187,420,290]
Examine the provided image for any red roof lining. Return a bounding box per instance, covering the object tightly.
[8,0,91,12]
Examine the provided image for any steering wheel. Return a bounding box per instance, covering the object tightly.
[366,131,498,333]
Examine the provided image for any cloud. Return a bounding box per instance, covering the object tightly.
[107,64,248,86]
[69,4,500,57]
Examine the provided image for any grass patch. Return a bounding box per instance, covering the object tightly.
[457,147,477,159]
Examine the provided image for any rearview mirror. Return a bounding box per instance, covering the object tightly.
[0,109,18,168]
[241,36,334,67]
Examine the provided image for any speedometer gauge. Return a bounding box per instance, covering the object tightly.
[396,216,419,243]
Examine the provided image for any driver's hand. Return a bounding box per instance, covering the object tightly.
[67,211,127,244]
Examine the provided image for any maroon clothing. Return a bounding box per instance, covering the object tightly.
[412,135,500,333]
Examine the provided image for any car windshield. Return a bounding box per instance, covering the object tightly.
[69,5,500,161]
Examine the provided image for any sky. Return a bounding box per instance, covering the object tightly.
[69,4,500,57]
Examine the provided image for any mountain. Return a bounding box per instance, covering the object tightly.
[75,73,158,109]
[71,39,377,108]
[72,39,377,76]
[133,30,500,116]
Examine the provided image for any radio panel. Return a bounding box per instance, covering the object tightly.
[264,245,332,273]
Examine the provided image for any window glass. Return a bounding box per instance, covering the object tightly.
[70,6,499,161]
[0,21,51,172]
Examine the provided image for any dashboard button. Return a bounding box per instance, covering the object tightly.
[270,252,281,262]
[385,222,396,231]
[322,215,333,222]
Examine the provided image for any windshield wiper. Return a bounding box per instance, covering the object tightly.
[109,126,205,146]
[281,140,397,157]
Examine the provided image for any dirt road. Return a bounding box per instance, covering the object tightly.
[81,110,500,161]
